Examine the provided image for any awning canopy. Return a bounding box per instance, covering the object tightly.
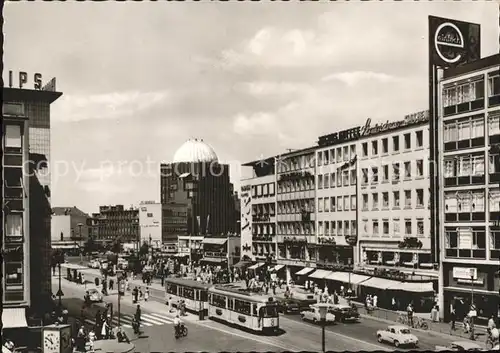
[326,272,371,285]
[296,267,315,276]
[360,277,402,290]
[200,257,226,263]
[2,308,28,328]
[52,244,79,249]
[272,264,285,272]
[233,261,251,268]
[248,262,265,270]
[388,281,434,293]
[308,269,333,279]
[202,238,227,245]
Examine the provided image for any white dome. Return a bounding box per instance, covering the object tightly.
[173,139,218,163]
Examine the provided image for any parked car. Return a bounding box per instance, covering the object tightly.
[328,304,360,322]
[435,341,483,351]
[376,325,419,348]
[300,304,336,324]
[88,289,103,303]
[277,298,300,314]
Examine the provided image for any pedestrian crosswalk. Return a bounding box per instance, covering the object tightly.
[84,312,173,329]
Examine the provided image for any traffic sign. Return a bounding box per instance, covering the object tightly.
[56,288,64,297]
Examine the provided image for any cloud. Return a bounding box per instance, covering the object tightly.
[236,81,311,96]
[321,71,402,86]
[52,90,169,122]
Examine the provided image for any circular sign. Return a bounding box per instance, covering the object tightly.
[434,22,464,64]
[345,235,357,246]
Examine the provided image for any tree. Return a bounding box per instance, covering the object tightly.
[83,237,96,255]
[139,241,150,258]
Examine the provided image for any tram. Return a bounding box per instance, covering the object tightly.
[208,286,280,334]
[165,277,211,315]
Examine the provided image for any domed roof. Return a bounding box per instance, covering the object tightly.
[173,138,219,163]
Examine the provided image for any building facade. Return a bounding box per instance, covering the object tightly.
[438,54,500,322]
[162,177,189,244]
[96,205,139,245]
[138,201,162,248]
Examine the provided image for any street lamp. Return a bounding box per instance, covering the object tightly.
[470,268,476,340]
[317,303,329,353]
[78,222,84,264]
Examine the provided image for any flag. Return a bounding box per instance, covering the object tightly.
[339,155,357,171]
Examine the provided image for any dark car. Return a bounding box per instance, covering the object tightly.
[277,298,301,314]
[277,293,317,314]
[328,304,360,322]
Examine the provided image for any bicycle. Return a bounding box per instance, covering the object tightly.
[486,333,494,350]
[397,314,429,330]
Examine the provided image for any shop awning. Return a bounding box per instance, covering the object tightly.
[388,281,434,293]
[308,270,333,279]
[296,267,315,276]
[248,262,265,270]
[233,261,251,268]
[360,277,402,290]
[200,257,226,263]
[51,244,79,249]
[272,264,285,272]
[326,272,371,285]
[202,238,227,245]
[2,308,28,328]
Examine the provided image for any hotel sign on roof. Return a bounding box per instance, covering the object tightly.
[318,110,429,147]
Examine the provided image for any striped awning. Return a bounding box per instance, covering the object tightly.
[296,267,315,276]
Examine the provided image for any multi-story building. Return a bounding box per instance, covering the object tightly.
[96,205,139,245]
[3,79,62,329]
[138,201,162,248]
[87,213,100,241]
[276,148,317,283]
[162,177,189,245]
[437,53,500,322]
[357,112,436,277]
[51,206,90,251]
[241,157,277,264]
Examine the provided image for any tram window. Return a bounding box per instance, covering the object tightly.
[211,294,226,308]
[234,300,251,315]
[166,284,177,295]
[263,305,278,317]
[228,299,234,310]
[183,287,195,300]
[200,290,208,302]
[252,305,258,316]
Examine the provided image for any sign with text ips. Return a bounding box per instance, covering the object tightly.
[5,70,57,91]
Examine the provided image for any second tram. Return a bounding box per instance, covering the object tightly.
[165,277,211,315]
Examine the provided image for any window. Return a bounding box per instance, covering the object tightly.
[471,116,484,138]
[382,138,388,154]
[350,195,356,211]
[343,146,349,161]
[404,162,411,179]
[317,152,322,166]
[491,229,500,250]
[344,221,350,235]
[350,169,356,185]
[166,283,178,295]
[371,141,378,156]
[362,168,368,185]
[392,163,400,181]
[6,214,23,240]
[324,197,330,212]
[337,171,342,187]
[392,136,399,152]
[416,189,424,208]
[362,194,368,211]
[147,213,153,218]
[331,221,336,236]
[183,287,195,300]
[416,130,423,148]
[318,175,323,189]
[344,196,350,211]
[372,193,379,210]
[330,197,336,211]
[488,74,500,96]
[269,183,275,195]
[372,220,379,235]
[471,191,484,212]
[404,133,411,150]
[324,221,329,235]
[350,145,356,157]
[4,167,22,187]
[362,142,368,157]
[489,151,500,173]
[393,219,400,235]
[263,184,269,196]
[489,190,500,211]
[405,219,412,235]
[336,148,342,163]
[404,190,412,208]
[489,112,500,136]
[342,170,349,186]
[382,192,389,209]
[444,122,458,142]
[416,160,424,177]
[324,174,329,189]
[330,173,336,188]
[444,193,458,213]
[329,149,335,163]
[362,219,368,234]
[393,191,400,208]
[458,120,471,140]
[443,79,485,107]
[211,294,227,308]
[324,151,329,165]
[383,220,389,235]
[371,167,378,184]
[337,196,342,211]
[350,220,356,235]
[337,221,343,235]
[472,155,485,175]
[5,125,22,148]
[318,198,323,212]
[417,219,424,236]
[382,165,389,182]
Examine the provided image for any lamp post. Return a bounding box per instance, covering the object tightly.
[78,222,84,264]
[57,262,63,307]
[317,303,328,353]
[470,269,476,340]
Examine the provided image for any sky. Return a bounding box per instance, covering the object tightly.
[4,1,499,215]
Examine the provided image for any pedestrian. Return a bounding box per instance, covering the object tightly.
[81,273,85,286]
[109,278,114,291]
[139,288,143,301]
[101,320,109,340]
[373,295,378,308]
[144,288,149,302]
[391,297,397,311]
[88,329,96,353]
[407,303,414,328]
[133,287,138,304]
[78,272,82,285]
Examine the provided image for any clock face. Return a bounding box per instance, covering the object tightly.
[43,331,60,353]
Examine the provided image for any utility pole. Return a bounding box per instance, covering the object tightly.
[78,222,84,264]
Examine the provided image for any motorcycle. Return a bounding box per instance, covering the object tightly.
[174,324,188,339]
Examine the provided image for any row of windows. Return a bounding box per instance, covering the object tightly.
[361,189,427,211]
[252,224,276,235]
[361,160,425,185]
[276,154,315,174]
[443,79,485,108]
[317,220,357,237]
[444,153,500,179]
[277,200,314,214]
[252,203,275,216]
[252,183,275,198]
[444,227,500,250]
[277,179,314,193]
[277,223,315,235]
[3,244,25,302]
[318,195,356,212]
[444,190,499,213]
[317,145,356,166]
[317,169,356,189]
[361,218,425,237]
[361,130,424,158]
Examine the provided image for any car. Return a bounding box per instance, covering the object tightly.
[88,289,103,303]
[376,325,419,348]
[435,341,483,351]
[328,304,360,322]
[300,304,336,324]
[277,298,301,314]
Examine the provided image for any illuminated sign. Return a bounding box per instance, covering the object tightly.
[8,71,43,90]
[318,110,429,147]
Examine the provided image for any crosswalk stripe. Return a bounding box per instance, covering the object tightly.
[141,314,170,325]
[149,313,174,321]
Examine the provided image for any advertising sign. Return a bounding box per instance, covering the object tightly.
[429,16,481,68]
[240,183,253,259]
[452,267,477,280]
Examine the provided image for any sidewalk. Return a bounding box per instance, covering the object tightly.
[89,339,134,353]
[351,301,489,342]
